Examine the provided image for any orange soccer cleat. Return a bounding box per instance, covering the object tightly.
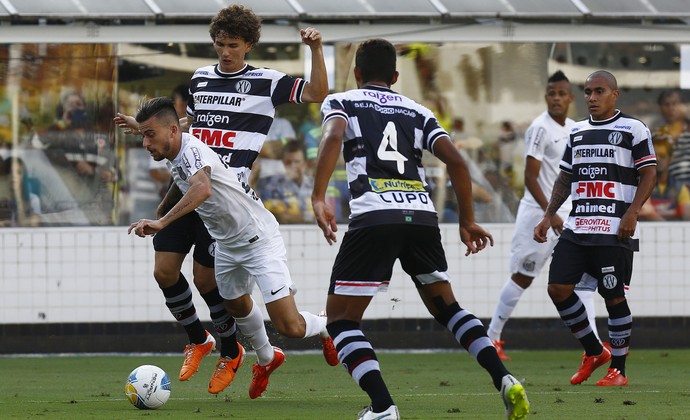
[249,347,285,399]
[570,345,611,385]
[179,331,216,381]
[321,336,339,366]
[596,368,628,386]
[493,340,511,361]
[208,343,246,394]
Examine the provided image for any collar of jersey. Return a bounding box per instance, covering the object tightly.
[589,109,621,126]
[362,84,395,93]
[214,63,250,77]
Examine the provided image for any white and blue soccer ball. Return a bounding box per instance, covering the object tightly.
[125,365,171,409]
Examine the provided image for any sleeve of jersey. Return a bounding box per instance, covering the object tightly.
[321,96,348,123]
[525,125,546,160]
[424,117,448,153]
[182,145,209,178]
[274,75,306,105]
[632,126,657,170]
[559,141,573,173]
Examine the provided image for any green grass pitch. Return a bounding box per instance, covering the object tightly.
[1,349,688,419]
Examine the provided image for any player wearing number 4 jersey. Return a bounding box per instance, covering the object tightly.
[312,38,529,420]
[535,70,656,387]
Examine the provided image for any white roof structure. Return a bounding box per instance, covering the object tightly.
[1,0,690,43]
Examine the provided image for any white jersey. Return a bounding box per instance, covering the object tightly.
[167,133,279,247]
[522,111,574,212]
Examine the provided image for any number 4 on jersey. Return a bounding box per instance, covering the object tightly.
[377,121,408,174]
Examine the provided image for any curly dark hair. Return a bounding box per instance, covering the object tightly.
[209,5,261,46]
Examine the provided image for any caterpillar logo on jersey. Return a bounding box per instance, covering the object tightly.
[235,80,251,94]
[575,181,616,198]
[608,131,623,145]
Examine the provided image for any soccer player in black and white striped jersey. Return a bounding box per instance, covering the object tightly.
[117,4,335,399]
[312,39,529,420]
[535,70,657,387]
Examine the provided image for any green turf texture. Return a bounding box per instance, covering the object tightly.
[0,349,687,419]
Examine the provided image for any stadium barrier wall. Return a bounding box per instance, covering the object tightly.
[1,222,688,352]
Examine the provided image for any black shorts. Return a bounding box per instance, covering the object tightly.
[548,239,632,300]
[152,211,215,268]
[329,224,449,296]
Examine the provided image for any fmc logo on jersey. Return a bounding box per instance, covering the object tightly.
[575,181,616,198]
[191,128,236,148]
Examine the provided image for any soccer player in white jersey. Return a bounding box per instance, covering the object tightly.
[128,98,337,399]
[117,4,336,396]
[312,39,529,420]
[487,71,600,360]
[535,70,656,386]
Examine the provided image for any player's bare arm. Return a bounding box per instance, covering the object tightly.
[299,27,328,103]
[131,167,212,238]
[433,135,494,255]
[157,182,183,218]
[618,165,656,240]
[312,117,345,245]
[534,170,571,242]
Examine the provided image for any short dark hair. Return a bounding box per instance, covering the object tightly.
[355,39,397,85]
[171,84,189,102]
[657,88,684,106]
[282,139,305,158]
[548,70,569,84]
[135,97,179,126]
[209,4,261,46]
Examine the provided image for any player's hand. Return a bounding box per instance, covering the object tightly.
[617,210,637,241]
[534,216,550,243]
[128,219,163,237]
[114,113,140,135]
[549,213,564,236]
[312,199,337,245]
[300,27,322,48]
[459,223,494,256]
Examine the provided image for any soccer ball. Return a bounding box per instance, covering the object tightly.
[125,365,171,409]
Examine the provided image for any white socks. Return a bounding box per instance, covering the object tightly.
[488,279,525,341]
[299,310,329,339]
[234,298,274,365]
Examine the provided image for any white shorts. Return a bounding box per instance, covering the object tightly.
[509,201,570,277]
[214,229,295,304]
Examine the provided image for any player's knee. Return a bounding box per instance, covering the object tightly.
[547,284,570,302]
[152,267,179,288]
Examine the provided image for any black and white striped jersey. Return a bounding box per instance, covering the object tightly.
[560,110,656,250]
[187,63,305,182]
[321,84,448,228]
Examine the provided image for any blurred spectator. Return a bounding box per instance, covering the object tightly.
[639,137,690,221]
[254,114,296,186]
[0,157,41,226]
[653,89,690,184]
[298,102,322,176]
[498,120,517,178]
[37,90,117,225]
[257,140,314,223]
